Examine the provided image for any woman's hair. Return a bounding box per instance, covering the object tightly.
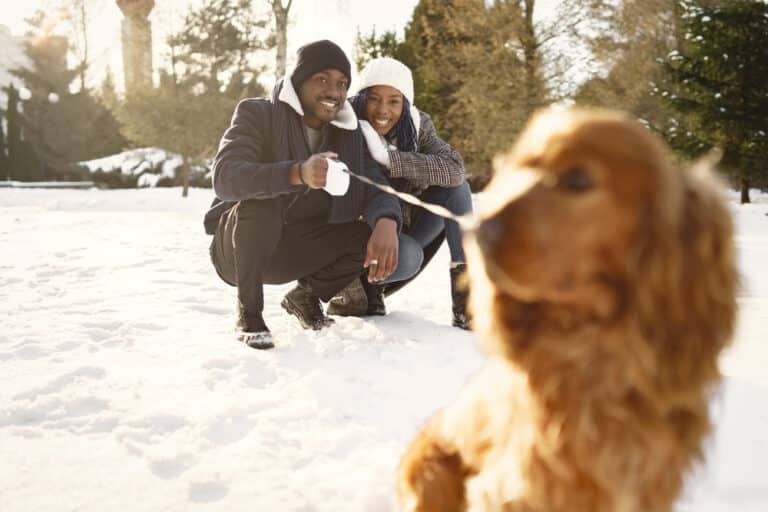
[351,88,418,152]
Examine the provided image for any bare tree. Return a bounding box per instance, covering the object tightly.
[270,0,292,79]
[66,0,90,91]
[571,0,681,123]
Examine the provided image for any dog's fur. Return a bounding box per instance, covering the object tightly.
[396,109,738,512]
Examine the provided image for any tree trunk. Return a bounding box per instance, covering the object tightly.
[740,177,750,204]
[181,154,190,198]
[77,0,88,92]
[6,85,22,180]
[0,104,7,180]
[521,0,541,117]
[271,0,292,79]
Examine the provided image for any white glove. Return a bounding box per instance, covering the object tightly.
[324,158,350,196]
[359,120,391,169]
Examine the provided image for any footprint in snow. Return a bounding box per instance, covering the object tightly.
[12,365,106,400]
[149,453,198,479]
[188,480,229,503]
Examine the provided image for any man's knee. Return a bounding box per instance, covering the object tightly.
[233,197,283,222]
[231,198,284,245]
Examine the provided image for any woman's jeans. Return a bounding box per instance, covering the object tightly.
[380,232,423,284]
[381,181,473,284]
[408,181,473,263]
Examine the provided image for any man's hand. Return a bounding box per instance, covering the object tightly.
[365,218,399,282]
[290,151,338,188]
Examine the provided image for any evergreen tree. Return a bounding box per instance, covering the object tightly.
[167,0,273,95]
[118,78,233,197]
[11,11,125,180]
[659,0,768,203]
[397,0,550,187]
[69,91,128,162]
[353,28,404,71]
[118,0,274,197]
[11,12,79,179]
[4,85,20,180]
[3,84,30,180]
[403,0,484,134]
[99,68,119,111]
[3,84,39,181]
[0,104,7,180]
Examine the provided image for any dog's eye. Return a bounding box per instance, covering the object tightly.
[558,167,593,192]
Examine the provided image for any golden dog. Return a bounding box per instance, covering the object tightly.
[396,109,738,512]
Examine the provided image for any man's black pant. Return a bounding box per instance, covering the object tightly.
[209,197,371,320]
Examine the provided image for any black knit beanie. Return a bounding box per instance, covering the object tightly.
[290,40,351,90]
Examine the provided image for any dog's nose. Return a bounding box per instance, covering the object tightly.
[474,215,505,252]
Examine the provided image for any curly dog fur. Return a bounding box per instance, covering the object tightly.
[396,109,738,512]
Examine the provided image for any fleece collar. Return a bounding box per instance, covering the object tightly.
[278,74,358,131]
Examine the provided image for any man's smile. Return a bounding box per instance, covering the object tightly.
[319,99,339,109]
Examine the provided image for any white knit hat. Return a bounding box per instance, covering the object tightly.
[355,57,414,105]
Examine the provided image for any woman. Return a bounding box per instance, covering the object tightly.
[327,57,473,329]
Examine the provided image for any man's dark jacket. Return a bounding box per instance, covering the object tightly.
[203,79,402,234]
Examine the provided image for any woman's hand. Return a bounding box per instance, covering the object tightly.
[365,217,398,282]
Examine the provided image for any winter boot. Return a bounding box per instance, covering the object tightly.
[281,280,335,330]
[362,279,387,316]
[326,278,368,316]
[235,311,274,350]
[450,264,472,330]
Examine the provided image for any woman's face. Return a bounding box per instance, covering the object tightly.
[365,85,404,136]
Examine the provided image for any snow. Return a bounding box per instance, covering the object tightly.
[1,187,767,511]
[78,147,211,188]
[0,181,94,189]
[79,147,184,182]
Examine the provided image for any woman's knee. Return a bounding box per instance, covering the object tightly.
[422,182,473,215]
[444,181,473,215]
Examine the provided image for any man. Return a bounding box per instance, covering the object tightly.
[204,40,403,349]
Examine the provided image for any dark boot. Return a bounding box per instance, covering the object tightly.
[450,264,471,330]
[362,279,387,316]
[327,277,387,316]
[326,278,368,316]
[235,311,274,350]
[281,280,335,330]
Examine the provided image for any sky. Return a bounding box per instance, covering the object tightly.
[0,0,421,91]
[1,0,559,92]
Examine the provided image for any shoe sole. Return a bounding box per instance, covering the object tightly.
[452,320,472,331]
[237,332,275,350]
[281,296,333,330]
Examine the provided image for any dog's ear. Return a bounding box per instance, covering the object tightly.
[635,164,738,390]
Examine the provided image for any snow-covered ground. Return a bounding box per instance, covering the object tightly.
[1,187,766,511]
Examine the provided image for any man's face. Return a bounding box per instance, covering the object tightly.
[298,69,349,129]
